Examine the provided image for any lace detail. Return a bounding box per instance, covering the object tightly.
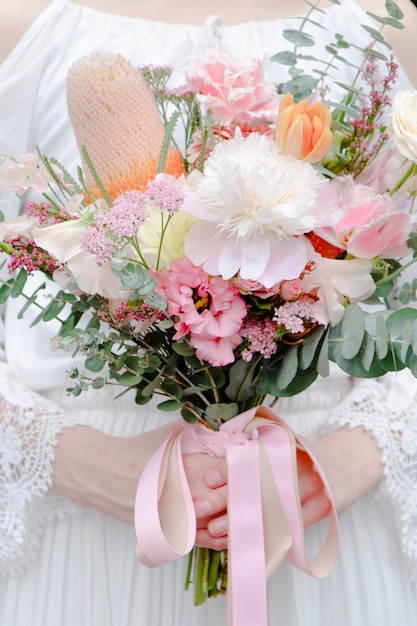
[0,371,78,578]
[322,372,417,584]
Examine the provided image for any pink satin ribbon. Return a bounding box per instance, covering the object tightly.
[135,405,339,626]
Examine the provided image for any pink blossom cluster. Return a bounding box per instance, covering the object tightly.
[112,301,166,326]
[273,295,318,335]
[154,257,247,366]
[80,190,147,263]
[240,316,278,362]
[8,237,61,275]
[26,200,71,225]
[145,178,184,214]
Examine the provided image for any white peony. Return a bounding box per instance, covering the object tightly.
[182,131,329,287]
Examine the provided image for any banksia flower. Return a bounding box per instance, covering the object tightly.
[67,53,185,200]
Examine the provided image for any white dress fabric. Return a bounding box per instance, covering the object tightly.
[1,1,417,624]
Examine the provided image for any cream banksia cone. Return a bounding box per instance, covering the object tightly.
[67,53,185,200]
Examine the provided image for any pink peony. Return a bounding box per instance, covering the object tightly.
[154,257,247,366]
[316,176,411,259]
[184,48,279,125]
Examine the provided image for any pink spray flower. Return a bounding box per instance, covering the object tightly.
[316,176,411,259]
[184,48,279,125]
[154,257,247,366]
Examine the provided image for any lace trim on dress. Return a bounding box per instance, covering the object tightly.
[0,389,79,578]
[321,374,417,585]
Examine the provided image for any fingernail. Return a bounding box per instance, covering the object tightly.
[195,500,212,517]
[206,470,222,488]
[210,518,228,536]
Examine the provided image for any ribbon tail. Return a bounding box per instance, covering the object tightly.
[227,440,269,626]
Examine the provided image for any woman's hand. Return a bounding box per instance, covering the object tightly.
[200,425,384,544]
[183,454,228,550]
[298,426,383,527]
[52,423,179,524]
[52,423,229,547]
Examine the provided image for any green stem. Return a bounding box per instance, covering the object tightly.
[390,162,417,196]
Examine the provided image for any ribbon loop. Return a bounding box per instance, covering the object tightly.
[135,406,340,626]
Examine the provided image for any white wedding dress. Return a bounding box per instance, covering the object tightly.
[1,1,417,624]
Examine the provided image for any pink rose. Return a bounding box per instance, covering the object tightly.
[154,257,247,366]
[233,276,281,299]
[184,49,279,125]
[280,279,304,301]
[316,176,411,259]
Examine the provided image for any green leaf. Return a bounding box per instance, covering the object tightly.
[42,298,67,322]
[206,403,239,423]
[173,341,195,356]
[84,357,106,372]
[340,304,365,359]
[157,399,183,412]
[385,0,404,20]
[0,280,13,304]
[181,402,202,424]
[117,371,143,386]
[270,51,297,66]
[299,326,326,370]
[375,315,389,359]
[359,332,376,371]
[276,347,298,390]
[10,268,28,298]
[361,25,391,48]
[317,331,330,377]
[225,359,257,402]
[283,29,315,47]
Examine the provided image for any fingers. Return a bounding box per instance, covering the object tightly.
[195,525,228,551]
[301,492,332,528]
[194,484,228,519]
[204,461,227,488]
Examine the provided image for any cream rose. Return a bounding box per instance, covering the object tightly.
[390,90,417,162]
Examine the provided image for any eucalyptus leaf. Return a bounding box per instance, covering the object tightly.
[317,331,330,377]
[385,0,404,20]
[276,347,298,390]
[10,268,28,298]
[84,357,106,373]
[361,25,391,48]
[225,359,257,402]
[157,399,183,412]
[341,304,365,359]
[206,403,239,423]
[375,315,389,359]
[283,29,315,47]
[270,51,297,66]
[359,332,376,371]
[299,326,326,370]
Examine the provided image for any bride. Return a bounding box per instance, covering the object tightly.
[1,1,417,625]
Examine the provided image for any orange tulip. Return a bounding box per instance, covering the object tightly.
[275,92,333,163]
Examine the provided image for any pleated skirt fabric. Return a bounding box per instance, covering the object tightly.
[1,378,416,626]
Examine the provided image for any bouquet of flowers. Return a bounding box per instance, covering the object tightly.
[1,0,417,623]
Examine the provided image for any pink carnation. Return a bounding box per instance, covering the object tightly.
[154,257,247,366]
[184,48,279,125]
[317,176,411,259]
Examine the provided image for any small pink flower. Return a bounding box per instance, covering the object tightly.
[184,48,279,125]
[280,279,304,301]
[154,257,247,366]
[317,176,411,259]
